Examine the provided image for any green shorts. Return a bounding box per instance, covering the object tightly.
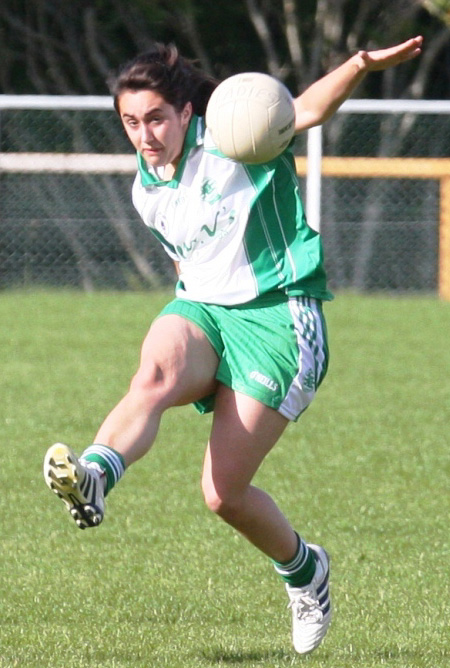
[159,292,329,422]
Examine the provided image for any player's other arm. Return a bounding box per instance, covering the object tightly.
[293,36,423,134]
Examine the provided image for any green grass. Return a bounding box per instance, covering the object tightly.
[0,291,449,667]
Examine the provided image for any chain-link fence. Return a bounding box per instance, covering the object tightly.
[318,102,450,295]
[1,98,450,293]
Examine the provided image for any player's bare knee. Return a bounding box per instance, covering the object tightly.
[202,479,243,522]
[129,360,178,409]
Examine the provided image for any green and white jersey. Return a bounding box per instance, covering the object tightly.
[132,115,332,305]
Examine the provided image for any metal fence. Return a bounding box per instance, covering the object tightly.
[1,96,450,294]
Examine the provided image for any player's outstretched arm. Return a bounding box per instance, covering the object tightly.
[293,36,423,134]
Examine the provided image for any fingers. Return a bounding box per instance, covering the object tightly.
[398,35,423,61]
[358,35,423,72]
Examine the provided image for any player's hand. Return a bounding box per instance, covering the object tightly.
[356,36,423,72]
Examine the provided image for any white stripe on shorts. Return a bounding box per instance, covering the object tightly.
[278,297,327,421]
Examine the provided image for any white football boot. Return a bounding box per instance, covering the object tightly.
[286,544,331,654]
[43,443,105,529]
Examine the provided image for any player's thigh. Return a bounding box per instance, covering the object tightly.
[135,314,219,405]
[202,384,289,501]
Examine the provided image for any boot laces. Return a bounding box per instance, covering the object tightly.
[288,589,324,624]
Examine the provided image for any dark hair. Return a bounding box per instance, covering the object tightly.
[108,43,218,116]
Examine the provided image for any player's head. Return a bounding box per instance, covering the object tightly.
[109,42,217,116]
[109,43,217,168]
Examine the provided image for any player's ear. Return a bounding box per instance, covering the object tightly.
[181,101,193,125]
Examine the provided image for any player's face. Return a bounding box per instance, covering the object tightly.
[118,90,192,170]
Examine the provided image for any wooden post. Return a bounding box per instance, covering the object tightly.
[439,177,450,300]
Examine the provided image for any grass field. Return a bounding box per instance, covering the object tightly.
[0,290,449,668]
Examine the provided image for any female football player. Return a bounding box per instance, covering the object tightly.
[44,35,422,655]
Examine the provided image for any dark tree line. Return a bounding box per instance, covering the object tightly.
[1,0,450,99]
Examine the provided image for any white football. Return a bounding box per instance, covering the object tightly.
[205,72,295,164]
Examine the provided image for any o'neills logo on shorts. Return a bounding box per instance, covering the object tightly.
[249,370,279,392]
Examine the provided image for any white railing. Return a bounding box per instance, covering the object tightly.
[3,95,450,233]
[306,99,450,231]
[1,95,450,296]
